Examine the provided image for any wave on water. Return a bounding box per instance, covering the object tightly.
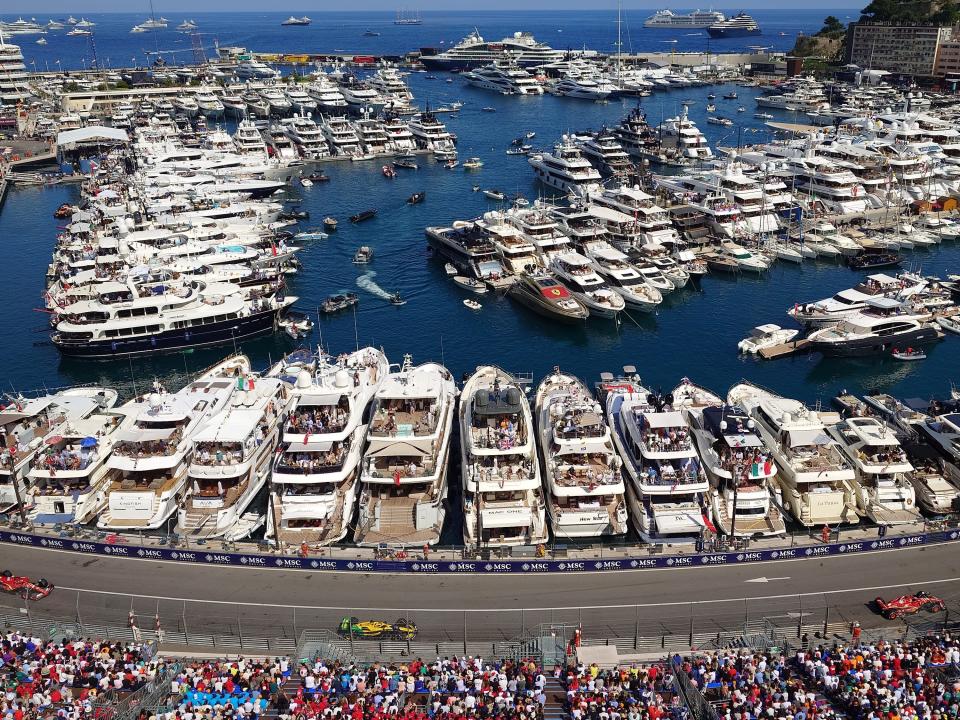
[356,270,393,300]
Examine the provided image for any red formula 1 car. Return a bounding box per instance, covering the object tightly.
[0,570,53,600]
[874,590,945,620]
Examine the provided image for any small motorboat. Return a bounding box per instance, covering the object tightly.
[707,93,716,99]
[393,159,418,170]
[937,315,960,335]
[463,157,484,169]
[847,252,902,270]
[738,324,800,354]
[452,275,488,294]
[382,165,396,178]
[481,106,496,112]
[525,131,536,139]
[463,299,482,311]
[706,104,716,112]
[389,292,406,306]
[755,112,773,120]
[723,91,738,99]
[444,159,459,169]
[407,191,426,204]
[737,106,746,113]
[513,196,530,208]
[307,172,330,182]
[321,292,359,313]
[892,347,927,361]
[472,185,481,192]
[300,177,313,187]
[350,209,377,223]
[54,203,74,219]
[280,209,310,221]
[505,148,526,156]
[353,246,374,264]
[707,116,733,126]
[279,313,314,340]
[483,189,506,201]
[323,217,338,230]
[351,153,375,162]
[444,263,458,276]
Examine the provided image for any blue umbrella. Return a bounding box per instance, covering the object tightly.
[80,437,98,447]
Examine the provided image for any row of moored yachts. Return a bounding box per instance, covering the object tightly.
[4,352,960,547]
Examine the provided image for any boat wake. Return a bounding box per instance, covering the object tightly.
[356,270,393,300]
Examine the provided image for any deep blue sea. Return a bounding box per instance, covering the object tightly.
[9,9,840,72]
[1,10,958,407]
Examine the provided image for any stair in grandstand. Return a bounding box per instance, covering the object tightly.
[542,676,566,720]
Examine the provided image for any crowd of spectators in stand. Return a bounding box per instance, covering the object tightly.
[289,657,546,720]
[679,633,960,720]
[0,631,162,719]
[165,657,288,719]
[563,661,683,720]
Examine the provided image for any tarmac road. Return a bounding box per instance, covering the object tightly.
[3,540,960,642]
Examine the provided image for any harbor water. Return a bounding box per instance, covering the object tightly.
[2,73,959,405]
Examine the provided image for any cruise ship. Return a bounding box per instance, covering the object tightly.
[706,13,761,38]
[267,349,389,547]
[643,9,726,28]
[98,356,249,531]
[535,371,628,538]
[420,30,566,70]
[355,355,457,547]
[461,366,548,547]
[177,374,291,540]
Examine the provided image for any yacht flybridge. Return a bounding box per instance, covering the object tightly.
[535,371,628,538]
[461,366,548,547]
[266,349,388,546]
[355,355,458,547]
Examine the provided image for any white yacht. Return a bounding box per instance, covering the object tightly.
[552,76,613,101]
[0,388,118,515]
[307,76,348,114]
[177,374,291,539]
[233,118,269,158]
[461,366,548,547]
[98,356,249,531]
[805,299,939,358]
[643,9,726,28]
[420,29,566,70]
[339,82,385,116]
[583,244,663,312]
[235,60,278,80]
[383,116,417,153]
[789,273,927,327]
[282,114,330,159]
[658,105,713,162]
[355,355,457,547]
[604,374,709,542]
[285,87,317,115]
[549,252,625,318]
[320,115,363,156]
[728,382,859,527]
[368,66,415,104]
[408,112,457,156]
[267,348,389,547]
[827,416,920,525]
[464,60,543,95]
[27,410,131,527]
[354,118,391,155]
[195,89,225,118]
[535,371,628,538]
[916,411,960,467]
[579,132,633,178]
[528,137,603,199]
[0,36,31,105]
[684,392,786,536]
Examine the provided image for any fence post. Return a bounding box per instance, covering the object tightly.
[688,602,694,648]
[822,602,829,638]
[521,608,525,637]
[76,591,83,630]
[743,598,749,636]
[183,601,189,645]
[634,604,640,651]
[237,605,244,649]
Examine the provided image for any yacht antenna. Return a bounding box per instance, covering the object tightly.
[352,302,360,352]
[316,305,325,355]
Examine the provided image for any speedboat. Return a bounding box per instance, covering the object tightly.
[507,272,589,323]
[737,324,799,354]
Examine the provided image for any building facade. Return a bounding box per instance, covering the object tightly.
[845,21,953,77]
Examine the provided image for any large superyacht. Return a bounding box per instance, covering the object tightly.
[355,355,457,546]
[267,349,389,546]
[535,371,628,538]
[461,366,548,547]
[420,29,566,70]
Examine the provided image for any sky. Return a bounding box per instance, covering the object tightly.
[1,1,866,14]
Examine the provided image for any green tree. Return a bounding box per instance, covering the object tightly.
[819,15,845,35]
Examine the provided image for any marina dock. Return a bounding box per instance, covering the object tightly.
[758,338,813,360]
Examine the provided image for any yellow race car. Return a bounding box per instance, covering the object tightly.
[337,616,418,640]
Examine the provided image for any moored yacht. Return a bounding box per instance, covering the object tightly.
[549,252,625,318]
[535,371,628,538]
[98,356,250,531]
[728,382,858,527]
[355,355,457,546]
[461,366,548,547]
[528,136,603,199]
[177,373,291,539]
[602,373,710,543]
[267,348,388,546]
[806,297,939,357]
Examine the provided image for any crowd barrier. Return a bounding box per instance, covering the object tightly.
[1,527,957,573]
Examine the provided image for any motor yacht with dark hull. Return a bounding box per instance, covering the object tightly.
[508,273,589,322]
[425,222,510,287]
[806,298,940,358]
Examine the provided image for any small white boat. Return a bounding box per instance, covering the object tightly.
[444,263,458,276]
[892,347,926,361]
[279,315,314,339]
[937,315,960,335]
[483,189,506,200]
[452,275,488,294]
[351,153,375,161]
[463,157,483,169]
[737,323,799,354]
[769,241,803,264]
[300,177,313,187]
[463,299,482,310]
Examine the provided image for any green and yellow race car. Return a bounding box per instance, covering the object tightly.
[337,616,418,640]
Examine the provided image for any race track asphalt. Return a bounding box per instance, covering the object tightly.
[3,540,960,642]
